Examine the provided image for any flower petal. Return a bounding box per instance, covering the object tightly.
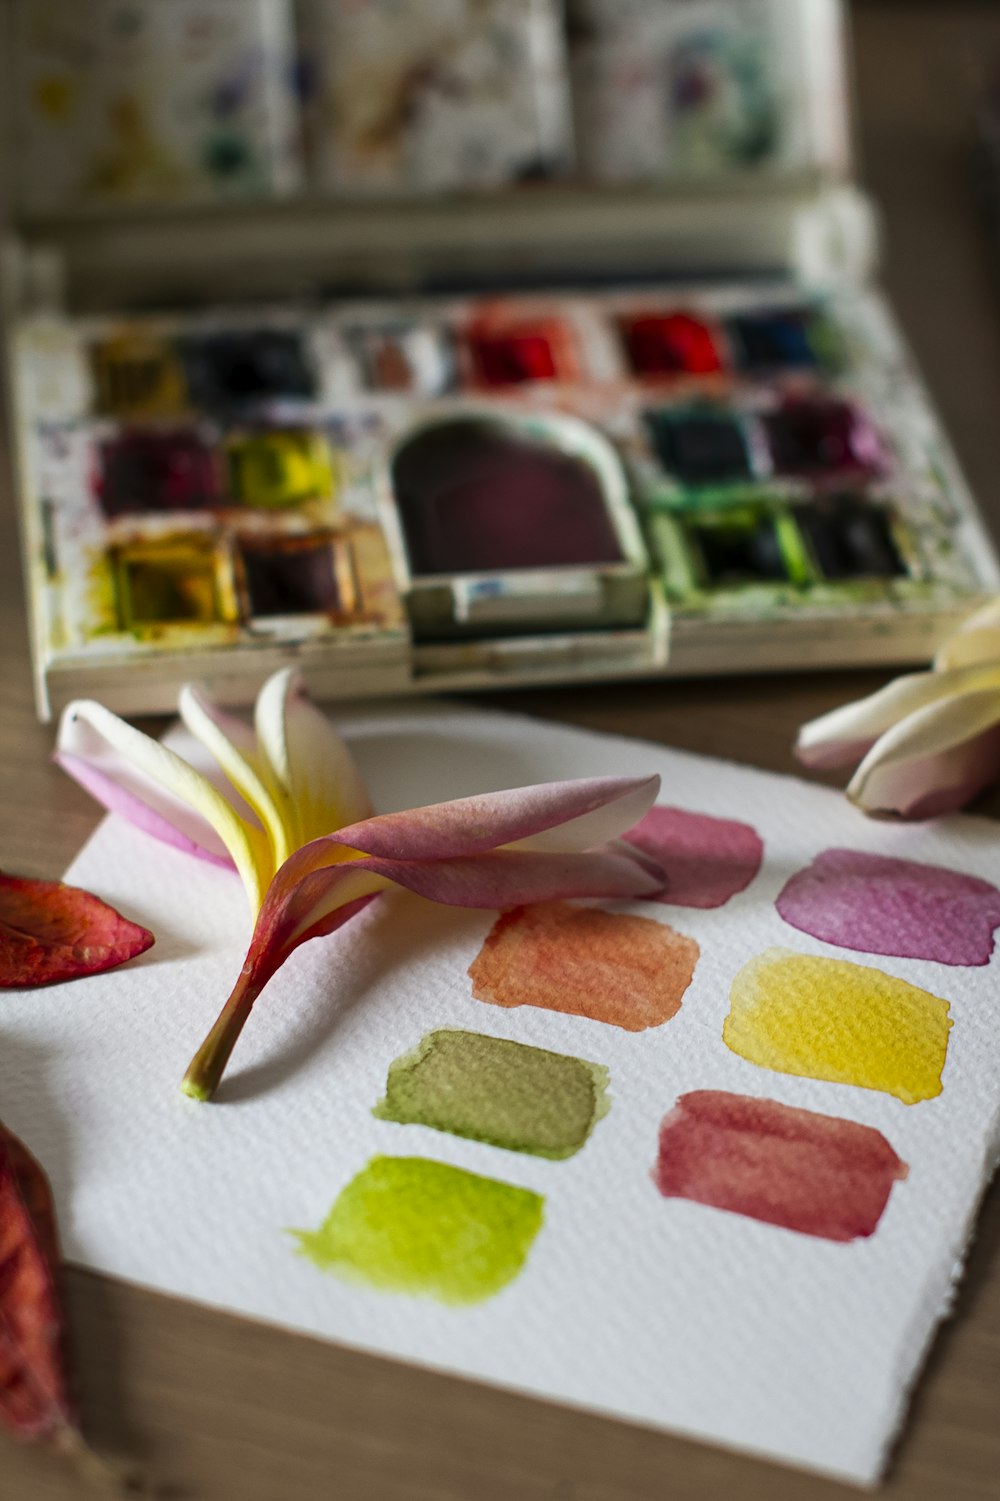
[57,700,271,912]
[795,664,1000,769]
[55,753,235,870]
[335,776,662,861]
[351,843,669,908]
[254,669,373,848]
[179,686,292,871]
[0,870,154,988]
[181,831,666,1100]
[934,624,1000,671]
[848,687,1000,817]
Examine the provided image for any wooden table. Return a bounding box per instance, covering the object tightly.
[2,4,999,1496]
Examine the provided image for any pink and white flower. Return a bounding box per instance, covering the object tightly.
[796,600,1000,818]
[57,670,666,1099]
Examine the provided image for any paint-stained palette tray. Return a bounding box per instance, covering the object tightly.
[10,279,999,718]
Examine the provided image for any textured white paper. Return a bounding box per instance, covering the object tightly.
[2,701,999,1486]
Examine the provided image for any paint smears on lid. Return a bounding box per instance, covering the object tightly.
[291,1155,544,1305]
[469,902,698,1032]
[724,948,952,1104]
[654,1090,908,1242]
[624,805,763,908]
[374,1029,610,1160]
[776,848,1000,966]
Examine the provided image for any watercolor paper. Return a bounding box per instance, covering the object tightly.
[1,701,999,1486]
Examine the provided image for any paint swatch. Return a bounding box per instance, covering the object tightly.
[624,805,763,908]
[469,902,699,1032]
[654,1091,908,1242]
[776,848,1000,966]
[374,1029,610,1160]
[724,949,952,1105]
[292,1156,543,1306]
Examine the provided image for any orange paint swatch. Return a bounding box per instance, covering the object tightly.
[468,902,699,1032]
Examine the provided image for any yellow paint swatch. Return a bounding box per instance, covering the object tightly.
[724,949,952,1105]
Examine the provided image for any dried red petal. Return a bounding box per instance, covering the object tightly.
[0,871,154,989]
[0,1122,75,1443]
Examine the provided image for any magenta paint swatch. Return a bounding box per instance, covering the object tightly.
[776,848,1000,966]
[623,805,763,909]
[654,1090,907,1242]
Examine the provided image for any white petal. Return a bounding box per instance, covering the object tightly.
[515,776,660,852]
[254,669,373,848]
[796,663,1000,768]
[849,686,1000,817]
[179,686,293,870]
[57,700,271,911]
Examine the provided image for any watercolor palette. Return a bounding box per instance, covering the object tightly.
[3,700,999,1485]
[10,279,998,716]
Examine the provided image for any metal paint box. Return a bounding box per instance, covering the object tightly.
[2,0,998,719]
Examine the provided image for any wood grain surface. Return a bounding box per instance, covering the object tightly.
[2,5,1000,1497]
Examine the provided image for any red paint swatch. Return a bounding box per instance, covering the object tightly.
[654,1091,907,1242]
[621,313,725,376]
[624,806,763,909]
[469,902,698,1031]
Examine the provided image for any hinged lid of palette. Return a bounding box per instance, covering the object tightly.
[0,0,869,314]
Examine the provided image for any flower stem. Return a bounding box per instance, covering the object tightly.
[180,966,265,1102]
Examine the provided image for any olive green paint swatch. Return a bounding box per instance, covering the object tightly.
[292,1155,544,1305]
[373,1028,611,1159]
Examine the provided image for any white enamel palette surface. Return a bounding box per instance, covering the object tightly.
[1,701,999,1485]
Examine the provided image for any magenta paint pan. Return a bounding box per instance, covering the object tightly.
[385,410,650,639]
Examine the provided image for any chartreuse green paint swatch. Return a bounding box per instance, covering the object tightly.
[374,1029,610,1159]
[292,1156,544,1305]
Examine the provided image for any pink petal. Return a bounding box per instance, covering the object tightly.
[55,753,236,870]
[56,708,236,864]
[352,843,668,908]
[181,834,666,1099]
[335,776,661,861]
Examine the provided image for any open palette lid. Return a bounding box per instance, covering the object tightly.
[0,0,870,314]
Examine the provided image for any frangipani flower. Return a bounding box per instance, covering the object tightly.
[57,670,666,1099]
[796,600,1000,817]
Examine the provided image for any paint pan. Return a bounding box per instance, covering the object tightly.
[91,331,188,418]
[464,314,579,388]
[98,429,221,518]
[763,398,887,480]
[111,532,241,633]
[386,410,650,638]
[796,497,905,579]
[621,312,727,378]
[347,322,455,396]
[644,405,764,487]
[225,429,336,510]
[180,329,316,408]
[236,530,357,619]
[726,306,828,371]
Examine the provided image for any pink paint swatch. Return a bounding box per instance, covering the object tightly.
[776,848,1000,966]
[654,1091,907,1242]
[623,806,763,909]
